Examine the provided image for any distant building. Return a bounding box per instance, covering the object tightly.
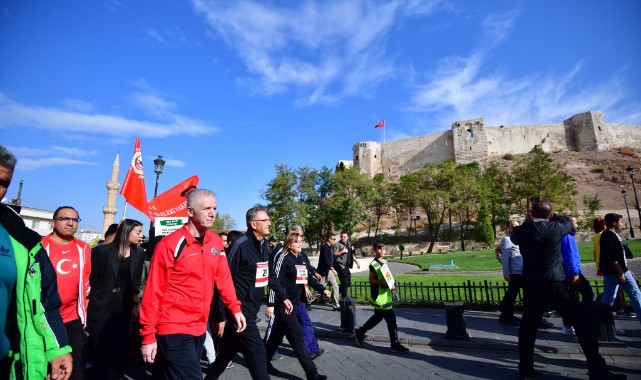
[74,229,101,245]
[7,205,53,236]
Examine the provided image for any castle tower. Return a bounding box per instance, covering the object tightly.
[102,153,120,238]
[564,111,608,152]
[451,118,488,163]
[353,141,382,178]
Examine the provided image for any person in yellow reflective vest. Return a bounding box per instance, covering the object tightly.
[353,241,409,353]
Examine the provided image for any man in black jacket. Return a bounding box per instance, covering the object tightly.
[317,233,340,310]
[511,201,625,380]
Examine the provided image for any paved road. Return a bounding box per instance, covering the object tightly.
[121,303,641,379]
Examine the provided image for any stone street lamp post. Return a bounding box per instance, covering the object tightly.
[626,166,641,234]
[153,155,166,198]
[621,189,635,238]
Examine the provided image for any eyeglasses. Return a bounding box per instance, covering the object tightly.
[55,217,81,223]
[252,219,270,223]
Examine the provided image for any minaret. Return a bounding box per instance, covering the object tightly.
[102,153,121,238]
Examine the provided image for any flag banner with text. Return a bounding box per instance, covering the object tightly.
[374,120,385,128]
[147,175,199,222]
[120,138,149,216]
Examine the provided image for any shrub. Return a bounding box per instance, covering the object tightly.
[502,153,515,160]
[617,147,640,158]
[591,166,606,173]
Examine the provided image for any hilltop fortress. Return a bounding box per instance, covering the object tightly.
[349,111,641,178]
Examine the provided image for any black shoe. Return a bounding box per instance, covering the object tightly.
[499,315,520,326]
[353,328,364,347]
[590,370,627,380]
[332,307,341,311]
[519,369,543,379]
[267,363,283,377]
[307,372,327,380]
[388,343,410,354]
[307,304,313,311]
[310,348,326,360]
[538,319,553,329]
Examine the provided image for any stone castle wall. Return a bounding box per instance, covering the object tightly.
[352,111,640,178]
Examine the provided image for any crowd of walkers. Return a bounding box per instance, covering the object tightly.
[1,142,638,380]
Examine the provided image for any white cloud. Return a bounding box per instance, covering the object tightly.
[17,157,98,171]
[51,146,100,157]
[145,28,165,43]
[191,0,437,105]
[0,91,219,138]
[62,99,95,113]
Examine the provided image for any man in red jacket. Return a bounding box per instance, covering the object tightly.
[140,189,246,380]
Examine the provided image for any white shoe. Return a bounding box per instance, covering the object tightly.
[561,325,575,336]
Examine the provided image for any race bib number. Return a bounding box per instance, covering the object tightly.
[295,265,308,285]
[380,262,395,289]
[255,261,269,287]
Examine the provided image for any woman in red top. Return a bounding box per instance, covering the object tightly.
[87,219,144,380]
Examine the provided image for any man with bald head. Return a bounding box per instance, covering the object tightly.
[511,201,625,380]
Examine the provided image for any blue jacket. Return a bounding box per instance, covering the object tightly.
[560,231,582,278]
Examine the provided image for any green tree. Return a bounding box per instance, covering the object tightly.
[261,164,299,237]
[414,161,454,251]
[581,193,602,230]
[449,162,481,251]
[211,213,237,230]
[297,166,334,250]
[329,166,373,235]
[480,162,511,239]
[510,144,577,214]
[475,199,494,246]
[393,172,420,243]
[368,173,393,238]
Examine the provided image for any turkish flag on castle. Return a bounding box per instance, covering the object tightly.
[147,175,199,222]
[374,120,385,128]
[120,138,150,216]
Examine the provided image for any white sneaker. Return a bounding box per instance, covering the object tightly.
[561,325,575,336]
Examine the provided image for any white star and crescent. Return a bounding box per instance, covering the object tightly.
[56,259,75,275]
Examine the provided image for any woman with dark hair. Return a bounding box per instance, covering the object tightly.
[87,219,144,379]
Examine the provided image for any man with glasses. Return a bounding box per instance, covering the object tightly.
[42,206,91,380]
[207,206,273,380]
[318,233,340,311]
[333,231,360,299]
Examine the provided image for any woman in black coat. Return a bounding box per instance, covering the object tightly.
[87,219,144,379]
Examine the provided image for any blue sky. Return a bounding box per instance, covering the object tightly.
[1,0,640,234]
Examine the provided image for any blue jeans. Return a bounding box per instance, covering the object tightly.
[601,271,641,326]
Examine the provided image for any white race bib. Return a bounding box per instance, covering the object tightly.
[295,265,308,285]
[380,262,395,289]
[255,261,269,287]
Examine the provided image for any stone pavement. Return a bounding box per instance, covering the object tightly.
[122,303,641,379]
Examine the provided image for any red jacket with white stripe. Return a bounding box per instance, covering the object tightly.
[139,226,242,344]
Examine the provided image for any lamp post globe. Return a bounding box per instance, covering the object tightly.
[153,155,166,198]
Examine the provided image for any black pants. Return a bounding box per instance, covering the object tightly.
[562,274,595,326]
[65,319,85,380]
[336,266,351,298]
[206,318,268,380]
[156,333,205,380]
[499,274,523,317]
[88,301,132,379]
[358,308,399,345]
[518,281,606,375]
[265,304,318,378]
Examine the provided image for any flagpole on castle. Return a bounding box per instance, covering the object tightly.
[374,120,386,143]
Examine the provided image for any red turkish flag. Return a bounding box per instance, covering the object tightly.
[147,175,200,222]
[374,120,385,128]
[120,138,149,216]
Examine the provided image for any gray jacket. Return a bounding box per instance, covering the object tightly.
[500,234,523,276]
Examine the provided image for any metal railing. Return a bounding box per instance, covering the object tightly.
[342,280,638,310]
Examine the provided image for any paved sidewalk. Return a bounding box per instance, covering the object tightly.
[122,304,641,379]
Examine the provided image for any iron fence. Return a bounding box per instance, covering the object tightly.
[342,280,638,310]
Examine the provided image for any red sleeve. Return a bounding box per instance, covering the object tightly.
[83,243,91,298]
[139,238,172,345]
[214,255,242,316]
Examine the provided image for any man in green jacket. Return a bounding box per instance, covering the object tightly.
[0,145,73,380]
